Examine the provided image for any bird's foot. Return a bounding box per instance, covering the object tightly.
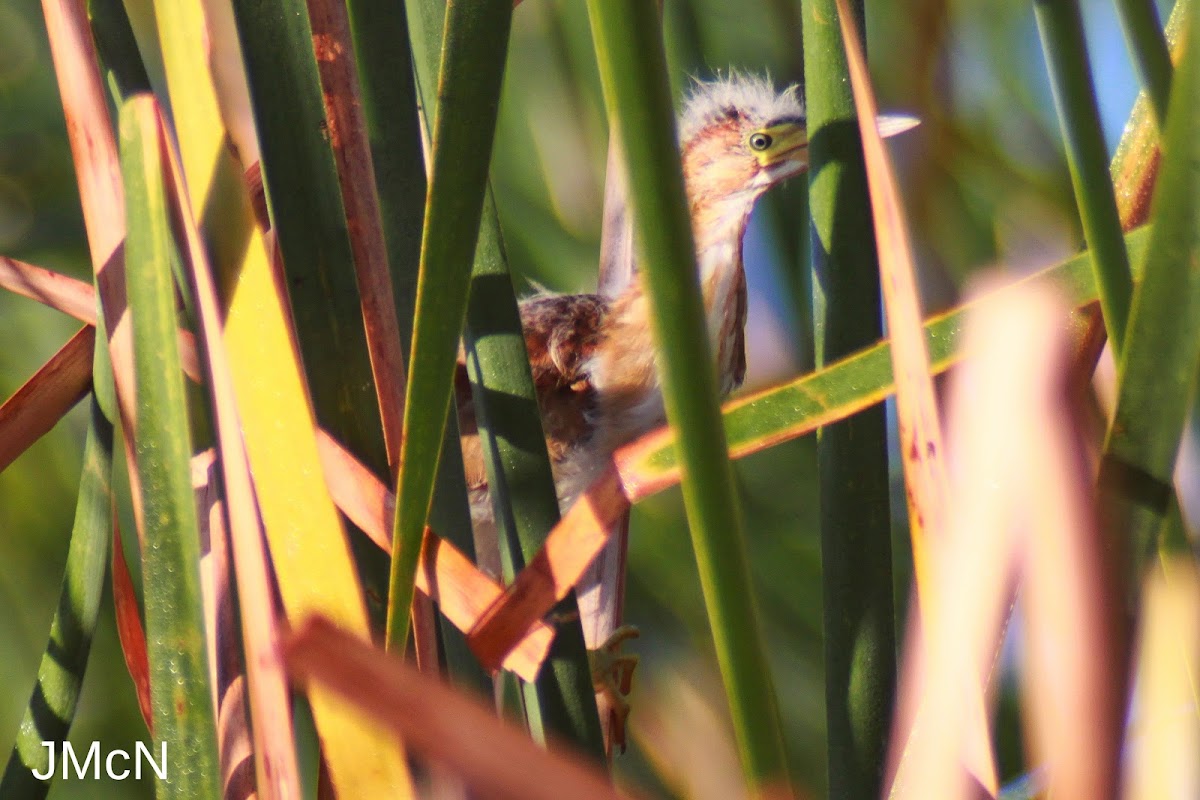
[588,625,640,754]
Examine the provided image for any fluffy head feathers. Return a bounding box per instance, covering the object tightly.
[678,73,804,145]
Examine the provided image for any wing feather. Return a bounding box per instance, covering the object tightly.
[456,294,609,492]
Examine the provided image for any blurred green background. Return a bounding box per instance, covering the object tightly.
[0,0,1157,796]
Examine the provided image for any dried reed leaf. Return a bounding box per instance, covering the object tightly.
[467,466,629,671]
[0,257,202,400]
[308,0,407,471]
[1019,304,1121,800]
[832,0,948,620]
[40,0,143,534]
[889,283,1069,798]
[112,517,152,732]
[0,257,97,323]
[314,431,554,681]
[0,326,94,473]
[193,451,256,800]
[832,1,996,790]
[284,616,635,800]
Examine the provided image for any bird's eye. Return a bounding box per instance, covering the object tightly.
[749,132,773,151]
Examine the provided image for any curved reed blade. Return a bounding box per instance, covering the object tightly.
[0,397,113,798]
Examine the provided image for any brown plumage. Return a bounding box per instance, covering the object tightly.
[457,293,609,499]
[456,74,815,751]
[455,76,916,752]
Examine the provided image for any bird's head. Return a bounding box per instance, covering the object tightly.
[678,75,808,211]
[674,75,811,250]
[674,74,917,250]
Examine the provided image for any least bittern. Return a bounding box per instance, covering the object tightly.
[457,74,916,751]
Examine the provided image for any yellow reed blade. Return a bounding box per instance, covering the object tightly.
[150,0,413,793]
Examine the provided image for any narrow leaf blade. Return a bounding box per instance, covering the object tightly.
[120,93,219,797]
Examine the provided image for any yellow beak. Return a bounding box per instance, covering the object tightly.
[755,122,809,170]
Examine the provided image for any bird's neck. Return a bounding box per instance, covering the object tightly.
[693,191,756,393]
[692,190,759,271]
[590,192,755,451]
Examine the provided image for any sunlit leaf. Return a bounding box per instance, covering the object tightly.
[161,107,301,798]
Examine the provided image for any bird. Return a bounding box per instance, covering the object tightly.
[455,73,916,752]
